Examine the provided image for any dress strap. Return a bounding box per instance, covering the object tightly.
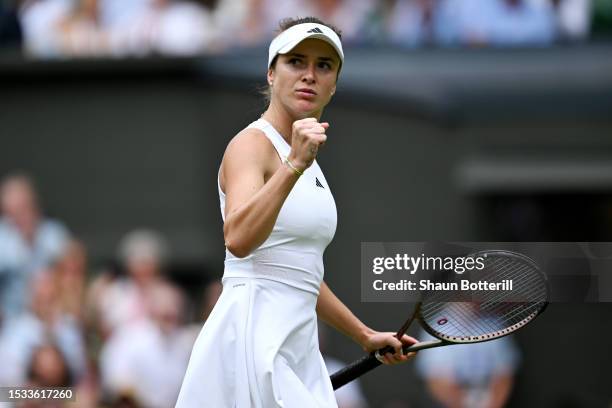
[247,118,291,158]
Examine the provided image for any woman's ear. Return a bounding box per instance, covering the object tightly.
[267,68,274,87]
[330,85,336,96]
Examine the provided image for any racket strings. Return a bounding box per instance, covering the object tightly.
[424,300,543,341]
[422,255,534,308]
[426,303,499,338]
[478,257,547,320]
[423,260,540,319]
[424,300,544,340]
[420,253,547,341]
[478,265,546,319]
[424,254,545,309]
[423,290,544,337]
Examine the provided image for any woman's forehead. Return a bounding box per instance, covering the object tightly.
[288,39,340,62]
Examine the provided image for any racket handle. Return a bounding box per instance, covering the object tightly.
[330,353,382,390]
[402,339,443,353]
[378,340,440,356]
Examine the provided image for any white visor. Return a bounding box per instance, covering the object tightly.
[268,23,344,69]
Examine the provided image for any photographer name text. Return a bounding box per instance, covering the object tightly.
[372,279,514,291]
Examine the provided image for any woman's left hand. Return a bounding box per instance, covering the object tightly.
[360,330,418,365]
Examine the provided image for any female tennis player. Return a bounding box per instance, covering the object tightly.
[175,17,417,408]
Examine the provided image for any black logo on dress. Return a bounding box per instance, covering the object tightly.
[307,28,324,34]
[316,177,325,188]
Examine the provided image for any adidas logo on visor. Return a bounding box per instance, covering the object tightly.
[307,28,324,34]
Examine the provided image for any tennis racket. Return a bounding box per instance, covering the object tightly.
[330,249,548,390]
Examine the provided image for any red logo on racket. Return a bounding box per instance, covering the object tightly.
[437,318,448,325]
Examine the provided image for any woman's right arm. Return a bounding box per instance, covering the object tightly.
[221,129,297,258]
[222,119,328,257]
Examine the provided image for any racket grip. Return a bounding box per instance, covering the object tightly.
[330,353,382,390]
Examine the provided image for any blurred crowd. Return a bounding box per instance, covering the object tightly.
[0,0,596,58]
[0,172,220,407]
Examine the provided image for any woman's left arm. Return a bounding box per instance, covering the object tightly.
[316,281,417,365]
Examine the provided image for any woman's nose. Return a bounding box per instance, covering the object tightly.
[301,64,316,83]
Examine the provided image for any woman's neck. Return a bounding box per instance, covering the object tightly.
[262,101,322,146]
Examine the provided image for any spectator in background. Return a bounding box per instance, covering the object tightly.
[437,0,556,47]
[0,309,24,386]
[54,0,108,56]
[0,173,69,318]
[21,344,78,408]
[415,328,520,408]
[100,284,194,408]
[87,229,176,337]
[386,0,438,47]
[55,239,88,322]
[0,270,88,386]
[123,0,222,56]
[18,0,73,57]
[66,0,220,57]
[19,0,249,57]
[301,0,377,44]
[548,0,592,41]
[94,0,154,30]
[251,0,377,45]
[16,0,586,57]
[26,343,73,388]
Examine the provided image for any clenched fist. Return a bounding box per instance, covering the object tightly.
[288,118,329,172]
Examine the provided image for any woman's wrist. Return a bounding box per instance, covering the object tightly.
[355,325,376,350]
[286,155,308,172]
[283,157,304,176]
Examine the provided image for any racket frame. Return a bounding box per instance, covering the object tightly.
[332,249,549,389]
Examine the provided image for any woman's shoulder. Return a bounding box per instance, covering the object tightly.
[230,125,268,146]
[224,125,276,161]
[220,124,278,190]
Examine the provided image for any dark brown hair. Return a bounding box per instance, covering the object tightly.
[261,17,343,106]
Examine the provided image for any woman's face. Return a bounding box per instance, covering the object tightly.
[268,38,340,119]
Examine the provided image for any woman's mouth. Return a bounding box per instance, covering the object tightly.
[296,88,317,98]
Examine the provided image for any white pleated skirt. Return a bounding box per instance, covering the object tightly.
[175,277,338,408]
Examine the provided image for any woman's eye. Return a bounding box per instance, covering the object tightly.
[318,62,332,70]
[289,58,302,65]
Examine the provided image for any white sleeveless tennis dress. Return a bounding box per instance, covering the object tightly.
[175,118,338,408]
